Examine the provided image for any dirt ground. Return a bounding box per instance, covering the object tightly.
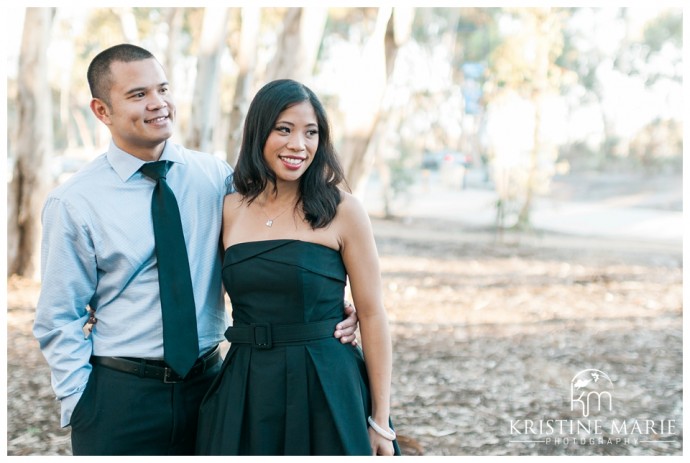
[5,215,682,456]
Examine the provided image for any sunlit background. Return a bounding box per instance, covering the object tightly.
[6,7,683,281]
[6,6,683,264]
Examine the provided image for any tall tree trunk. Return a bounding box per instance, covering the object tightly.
[187,7,229,152]
[594,90,616,166]
[225,7,261,165]
[265,7,328,83]
[59,49,76,150]
[338,8,390,196]
[517,8,559,229]
[71,105,94,150]
[163,7,184,88]
[373,7,415,215]
[339,7,413,197]
[161,8,184,143]
[113,7,140,43]
[8,7,55,279]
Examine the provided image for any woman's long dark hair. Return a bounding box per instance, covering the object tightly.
[233,79,347,229]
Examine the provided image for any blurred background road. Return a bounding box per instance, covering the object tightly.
[364,168,682,244]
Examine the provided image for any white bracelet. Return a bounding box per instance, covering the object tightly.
[367,416,396,441]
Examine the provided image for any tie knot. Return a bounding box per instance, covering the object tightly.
[140,160,172,181]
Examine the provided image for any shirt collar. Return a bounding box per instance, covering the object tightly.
[106,141,186,182]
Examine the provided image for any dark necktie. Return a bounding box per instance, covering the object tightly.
[140,160,199,377]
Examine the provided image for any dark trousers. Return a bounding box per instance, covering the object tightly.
[70,359,221,455]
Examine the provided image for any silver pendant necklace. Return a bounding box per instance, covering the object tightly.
[260,201,293,227]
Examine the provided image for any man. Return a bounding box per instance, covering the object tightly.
[33,44,358,455]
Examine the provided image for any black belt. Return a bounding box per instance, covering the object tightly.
[225,318,340,350]
[90,345,221,383]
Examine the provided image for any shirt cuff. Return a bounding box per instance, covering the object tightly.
[60,392,83,428]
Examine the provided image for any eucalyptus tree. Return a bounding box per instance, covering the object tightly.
[557,7,682,171]
[186,7,230,153]
[484,7,568,229]
[224,7,262,165]
[323,7,414,197]
[8,8,56,278]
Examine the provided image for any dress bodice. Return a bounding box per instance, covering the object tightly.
[222,240,347,325]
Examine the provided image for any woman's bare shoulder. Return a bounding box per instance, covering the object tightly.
[334,190,372,235]
[337,190,367,218]
[223,192,244,208]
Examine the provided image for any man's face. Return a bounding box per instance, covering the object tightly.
[95,58,175,160]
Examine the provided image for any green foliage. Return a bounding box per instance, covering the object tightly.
[388,147,416,198]
[628,118,683,172]
[643,9,682,51]
[324,7,378,43]
[484,8,570,230]
[9,6,684,202]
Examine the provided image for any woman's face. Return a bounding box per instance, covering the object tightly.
[263,101,318,184]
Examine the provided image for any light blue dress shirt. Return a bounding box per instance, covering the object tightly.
[33,141,233,427]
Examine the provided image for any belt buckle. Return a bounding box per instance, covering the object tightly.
[163,367,183,384]
[251,323,272,349]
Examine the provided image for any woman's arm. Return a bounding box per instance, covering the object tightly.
[337,193,395,456]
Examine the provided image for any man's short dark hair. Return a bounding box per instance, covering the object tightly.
[87,44,156,106]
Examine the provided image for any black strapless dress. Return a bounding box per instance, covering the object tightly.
[196,239,400,455]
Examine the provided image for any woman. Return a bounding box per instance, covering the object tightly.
[196,79,400,456]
